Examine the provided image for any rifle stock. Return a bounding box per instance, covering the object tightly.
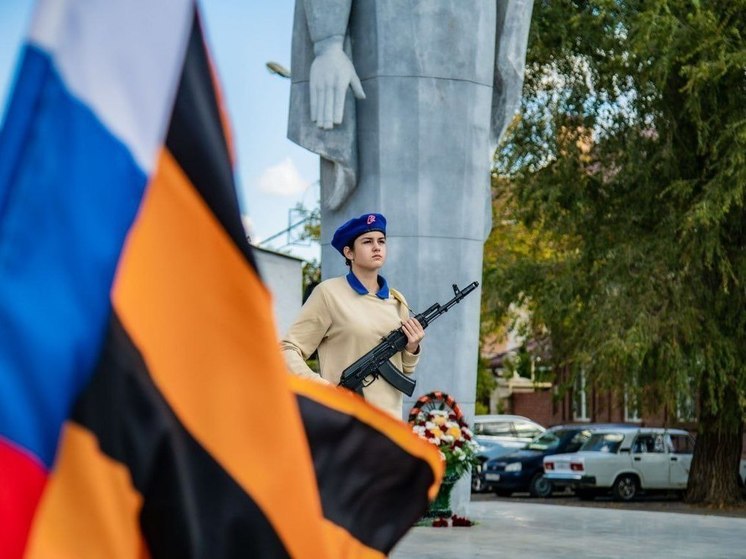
[338,281,478,396]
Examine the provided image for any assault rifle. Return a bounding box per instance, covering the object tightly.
[338,281,479,397]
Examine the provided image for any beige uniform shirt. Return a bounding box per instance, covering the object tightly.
[281,275,420,419]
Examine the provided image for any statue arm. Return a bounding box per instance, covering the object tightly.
[303,0,350,43]
[302,0,365,129]
[491,0,535,145]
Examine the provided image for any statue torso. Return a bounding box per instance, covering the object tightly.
[349,0,497,86]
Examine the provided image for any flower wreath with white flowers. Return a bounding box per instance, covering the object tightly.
[408,391,480,480]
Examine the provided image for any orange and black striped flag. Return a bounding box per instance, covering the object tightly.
[0,2,442,557]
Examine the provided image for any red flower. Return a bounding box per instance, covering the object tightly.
[451,514,474,527]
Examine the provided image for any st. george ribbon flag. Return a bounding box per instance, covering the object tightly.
[0,1,443,557]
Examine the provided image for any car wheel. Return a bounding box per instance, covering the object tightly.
[528,472,553,498]
[612,474,639,502]
[495,489,512,497]
[471,472,485,493]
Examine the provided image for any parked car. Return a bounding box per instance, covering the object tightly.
[482,425,594,497]
[543,426,698,501]
[471,415,545,492]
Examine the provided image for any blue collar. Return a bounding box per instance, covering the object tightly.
[346,272,390,299]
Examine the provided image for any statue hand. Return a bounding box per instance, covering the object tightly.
[310,36,366,129]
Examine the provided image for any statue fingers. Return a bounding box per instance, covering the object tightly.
[322,84,335,129]
[333,80,346,125]
[350,73,366,100]
[316,87,327,128]
[310,82,319,123]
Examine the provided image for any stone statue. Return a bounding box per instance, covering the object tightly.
[289,0,533,213]
[287,0,534,513]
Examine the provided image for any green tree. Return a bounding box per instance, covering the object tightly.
[486,0,746,505]
[302,258,321,299]
[290,201,321,297]
[294,202,320,244]
[475,357,497,414]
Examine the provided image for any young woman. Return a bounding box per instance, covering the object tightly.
[280,213,424,419]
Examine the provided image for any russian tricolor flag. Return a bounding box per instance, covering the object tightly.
[0,1,442,557]
[0,0,194,554]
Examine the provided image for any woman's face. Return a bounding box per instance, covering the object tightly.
[346,231,386,271]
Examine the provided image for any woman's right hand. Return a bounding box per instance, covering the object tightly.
[401,317,425,354]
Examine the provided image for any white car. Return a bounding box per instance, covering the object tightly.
[543,427,697,501]
[472,414,545,450]
[471,415,545,492]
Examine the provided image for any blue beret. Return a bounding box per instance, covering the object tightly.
[331,213,387,255]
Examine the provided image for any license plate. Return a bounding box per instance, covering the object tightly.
[485,473,501,481]
[555,463,571,471]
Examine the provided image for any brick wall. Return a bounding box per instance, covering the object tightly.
[590,391,626,423]
[511,391,562,427]
[506,388,746,457]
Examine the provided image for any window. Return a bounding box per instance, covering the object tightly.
[573,371,589,421]
[676,391,696,422]
[474,421,513,437]
[527,432,560,451]
[632,433,666,454]
[565,430,592,453]
[623,389,641,423]
[667,434,695,454]
[581,433,624,453]
[513,421,543,439]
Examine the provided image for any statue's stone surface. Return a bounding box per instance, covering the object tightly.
[289,0,534,515]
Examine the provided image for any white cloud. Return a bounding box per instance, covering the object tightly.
[257,157,309,196]
[241,214,257,242]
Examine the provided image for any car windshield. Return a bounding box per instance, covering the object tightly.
[580,433,624,453]
[474,421,513,437]
[526,431,562,450]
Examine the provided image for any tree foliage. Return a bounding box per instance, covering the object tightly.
[486,0,746,504]
[475,357,497,415]
[288,201,321,296]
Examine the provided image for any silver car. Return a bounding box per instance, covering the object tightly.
[471,414,545,492]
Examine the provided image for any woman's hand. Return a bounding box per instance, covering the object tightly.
[401,317,425,354]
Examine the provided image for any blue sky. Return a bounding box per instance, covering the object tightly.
[0,1,320,261]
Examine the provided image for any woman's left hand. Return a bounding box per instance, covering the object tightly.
[401,317,425,354]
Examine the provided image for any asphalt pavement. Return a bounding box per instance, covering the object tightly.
[390,500,746,558]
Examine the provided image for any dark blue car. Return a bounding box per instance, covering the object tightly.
[483,425,594,497]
